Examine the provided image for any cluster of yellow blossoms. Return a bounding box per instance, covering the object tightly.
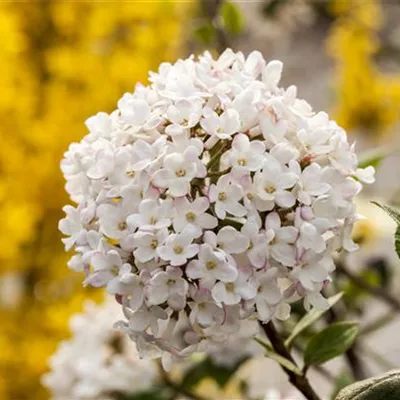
[0,2,190,398]
[327,0,400,138]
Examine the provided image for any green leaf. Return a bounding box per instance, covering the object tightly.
[335,370,400,400]
[304,321,359,366]
[371,201,400,224]
[371,202,400,258]
[285,292,343,348]
[192,22,215,45]
[181,356,246,389]
[254,337,302,375]
[220,1,245,35]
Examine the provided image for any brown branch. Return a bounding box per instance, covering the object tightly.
[336,263,400,310]
[262,321,321,400]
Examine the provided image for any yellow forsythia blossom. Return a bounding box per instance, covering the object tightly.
[327,0,400,137]
[0,2,190,399]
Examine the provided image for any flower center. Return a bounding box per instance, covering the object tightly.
[247,193,253,200]
[111,265,120,275]
[264,184,276,194]
[186,212,196,223]
[218,192,227,201]
[174,246,183,254]
[167,279,176,286]
[126,170,136,178]
[150,216,157,225]
[225,282,235,292]
[118,221,127,231]
[176,169,186,177]
[237,158,248,166]
[206,260,217,270]
[150,239,158,250]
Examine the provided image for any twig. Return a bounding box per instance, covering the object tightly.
[292,343,335,383]
[262,321,321,400]
[336,263,400,310]
[207,167,231,178]
[157,360,210,400]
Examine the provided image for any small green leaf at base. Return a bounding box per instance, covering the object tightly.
[304,321,359,366]
[254,336,302,375]
[285,292,343,349]
[335,370,400,400]
[371,201,400,259]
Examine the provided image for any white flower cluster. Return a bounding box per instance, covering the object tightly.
[59,49,374,364]
[42,299,158,400]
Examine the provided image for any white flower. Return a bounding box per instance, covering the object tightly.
[166,99,203,128]
[212,268,257,305]
[186,244,237,286]
[127,199,172,232]
[241,216,273,268]
[254,154,297,208]
[107,265,145,311]
[172,197,217,237]
[204,226,250,254]
[200,108,240,140]
[97,202,131,241]
[209,174,247,219]
[147,267,189,306]
[291,251,333,291]
[255,268,282,321]
[85,141,115,180]
[84,250,124,289]
[118,94,161,131]
[291,162,331,205]
[85,112,112,138]
[227,133,265,173]
[42,299,158,400]
[133,228,169,263]
[152,151,198,197]
[157,229,199,266]
[59,205,87,251]
[355,166,375,184]
[60,49,373,362]
[297,221,326,254]
[262,59,283,90]
[265,212,298,267]
[189,288,224,327]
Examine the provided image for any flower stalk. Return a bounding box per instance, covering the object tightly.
[262,321,321,400]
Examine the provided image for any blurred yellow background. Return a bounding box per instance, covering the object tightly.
[0,1,190,398]
[1,0,400,399]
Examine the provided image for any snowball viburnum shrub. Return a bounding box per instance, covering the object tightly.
[59,49,374,366]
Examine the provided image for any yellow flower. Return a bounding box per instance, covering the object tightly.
[327,0,400,139]
[0,1,191,398]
